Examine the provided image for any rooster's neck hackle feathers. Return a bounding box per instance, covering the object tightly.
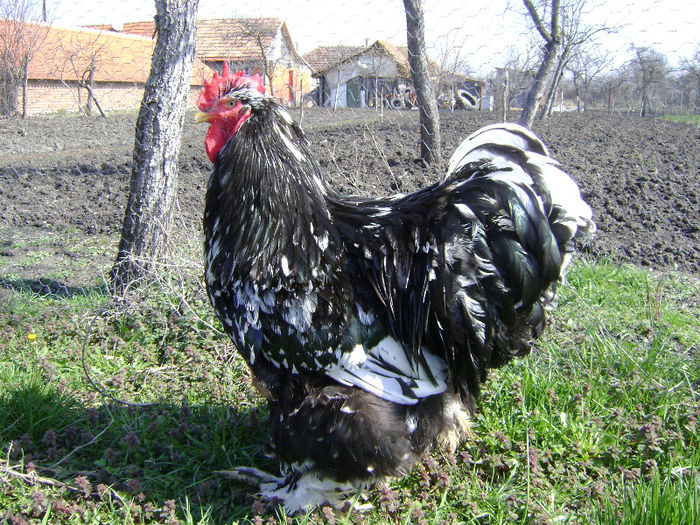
[204,103,333,286]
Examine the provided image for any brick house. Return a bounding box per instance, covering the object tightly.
[3,20,211,116]
[119,18,314,106]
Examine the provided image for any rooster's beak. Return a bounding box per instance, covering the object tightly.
[194,111,212,124]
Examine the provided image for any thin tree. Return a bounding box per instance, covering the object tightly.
[568,45,610,112]
[433,31,472,108]
[539,0,613,118]
[235,18,278,98]
[0,0,49,117]
[597,65,630,114]
[403,0,441,163]
[518,0,561,129]
[498,68,509,121]
[62,33,107,116]
[631,46,667,117]
[495,45,538,119]
[111,0,199,291]
[679,45,700,114]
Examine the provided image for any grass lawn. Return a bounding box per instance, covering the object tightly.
[0,255,697,524]
[662,113,700,126]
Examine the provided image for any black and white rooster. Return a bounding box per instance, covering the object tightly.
[195,65,595,512]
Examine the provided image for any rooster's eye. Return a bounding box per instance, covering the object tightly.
[226,99,237,107]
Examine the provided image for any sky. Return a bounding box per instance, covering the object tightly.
[46,0,698,75]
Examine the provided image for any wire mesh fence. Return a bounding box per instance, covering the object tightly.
[3,1,700,119]
[1,0,697,297]
[0,0,698,522]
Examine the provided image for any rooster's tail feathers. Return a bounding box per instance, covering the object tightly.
[447,123,596,256]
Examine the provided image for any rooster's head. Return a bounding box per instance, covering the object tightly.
[196,63,267,162]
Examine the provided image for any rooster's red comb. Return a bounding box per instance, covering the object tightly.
[197,62,266,110]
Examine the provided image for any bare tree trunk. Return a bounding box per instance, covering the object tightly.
[607,81,614,114]
[499,69,509,122]
[559,85,564,112]
[403,0,441,164]
[264,57,275,98]
[640,93,649,117]
[111,0,199,291]
[541,68,558,117]
[573,73,585,111]
[520,40,560,128]
[58,79,88,117]
[519,0,561,129]
[542,51,566,117]
[21,60,28,119]
[333,74,341,110]
[86,65,94,115]
[84,83,106,117]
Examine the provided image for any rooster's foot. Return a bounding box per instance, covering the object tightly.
[217,466,371,514]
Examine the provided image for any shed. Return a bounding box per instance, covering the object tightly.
[305,40,485,110]
[305,40,422,109]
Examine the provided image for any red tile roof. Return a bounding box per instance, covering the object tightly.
[122,17,292,63]
[118,21,157,39]
[83,23,119,32]
[2,20,212,85]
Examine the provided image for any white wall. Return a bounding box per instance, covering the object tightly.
[323,52,399,108]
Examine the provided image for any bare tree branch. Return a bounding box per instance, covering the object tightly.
[62,33,108,116]
[550,0,561,41]
[568,44,612,111]
[522,0,552,42]
[631,45,668,117]
[237,19,276,98]
[519,0,561,127]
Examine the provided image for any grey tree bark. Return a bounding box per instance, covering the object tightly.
[499,69,509,122]
[519,0,561,129]
[111,0,199,291]
[520,41,559,128]
[403,0,441,164]
[541,50,568,117]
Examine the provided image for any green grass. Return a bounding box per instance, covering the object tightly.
[0,258,697,524]
[662,113,700,126]
[593,469,698,525]
[0,227,116,292]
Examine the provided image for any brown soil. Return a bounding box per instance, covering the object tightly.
[0,108,698,286]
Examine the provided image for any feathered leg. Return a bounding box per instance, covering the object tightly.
[435,394,473,452]
[226,363,469,514]
[217,465,372,513]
